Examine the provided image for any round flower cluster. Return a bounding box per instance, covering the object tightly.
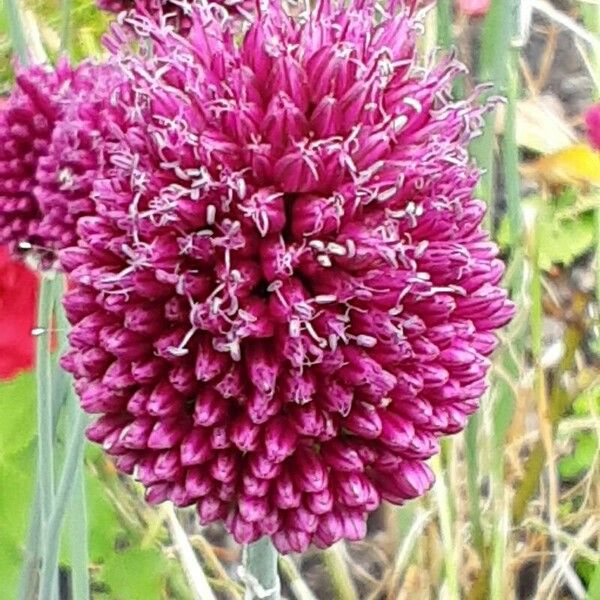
[96,0,252,25]
[0,61,115,266]
[60,0,513,553]
[0,62,74,264]
[35,64,123,252]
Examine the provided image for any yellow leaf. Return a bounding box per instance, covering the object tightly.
[521,144,600,189]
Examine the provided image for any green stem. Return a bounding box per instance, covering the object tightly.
[38,409,88,599]
[35,277,59,600]
[472,0,517,229]
[243,538,281,600]
[436,0,453,51]
[465,413,484,555]
[322,544,358,600]
[60,0,72,55]
[432,454,460,600]
[3,0,28,64]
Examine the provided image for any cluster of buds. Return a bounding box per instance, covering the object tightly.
[2,0,515,553]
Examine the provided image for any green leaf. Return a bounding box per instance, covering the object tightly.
[85,451,127,564]
[558,433,599,480]
[498,195,596,271]
[0,444,36,596]
[102,547,170,600]
[573,387,600,416]
[0,371,36,458]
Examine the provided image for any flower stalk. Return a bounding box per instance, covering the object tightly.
[34,276,59,600]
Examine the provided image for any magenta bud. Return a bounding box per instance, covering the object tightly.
[180,428,213,466]
[145,482,171,505]
[121,416,155,450]
[147,381,184,417]
[86,414,130,444]
[343,402,382,439]
[293,447,328,493]
[274,472,302,510]
[305,487,334,515]
[147,417,187,450]
[238,495,270,522]
[210,450,238,484]
[249,452,282,480]
[197,496,228,525]
[153,448,181,480]
[321,440,365,472]
[230,414,261,452]
[286,506,318,534]
[379,411,415,450]
[314,512,344,548]
[264,417,298,463]
[185,467,214,498]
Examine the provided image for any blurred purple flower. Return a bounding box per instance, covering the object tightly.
[0,62,73,264]
[35,64,124,254]
[96,0,252,26]
[62,0,514,553]
[0,61,114,266]
[585,103,600,151]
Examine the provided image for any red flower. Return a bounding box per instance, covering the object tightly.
[0,246,38,380]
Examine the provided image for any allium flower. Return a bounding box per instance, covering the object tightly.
[0,246,38,380]
[585,103,600,151]
[35,64,123,253]
[0,63,74,264]
[97,0,252,23]
[62,0,514,553]
[0,61,114,266]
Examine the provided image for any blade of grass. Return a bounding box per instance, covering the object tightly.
[60,0,71,55]
[436,0,453,51]
[431,454,460,600]
[472,0,517,228]
[3,0,28,63]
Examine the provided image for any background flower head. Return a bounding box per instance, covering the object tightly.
[62,0,513,553]
[0,61,112,267]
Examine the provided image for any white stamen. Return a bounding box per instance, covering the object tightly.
[327,242,347,256]
[356,334,378,348]
[314,294,337,304]
[346,239,357,258]
[404,97,423,112]
[317,255,332,268]
[206,204,216,226]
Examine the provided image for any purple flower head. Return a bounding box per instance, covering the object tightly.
[96,0,253,26]
[0,62,73,264]
[62,0,514,553]
[0,61,116,266]
[35,63,125,256]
